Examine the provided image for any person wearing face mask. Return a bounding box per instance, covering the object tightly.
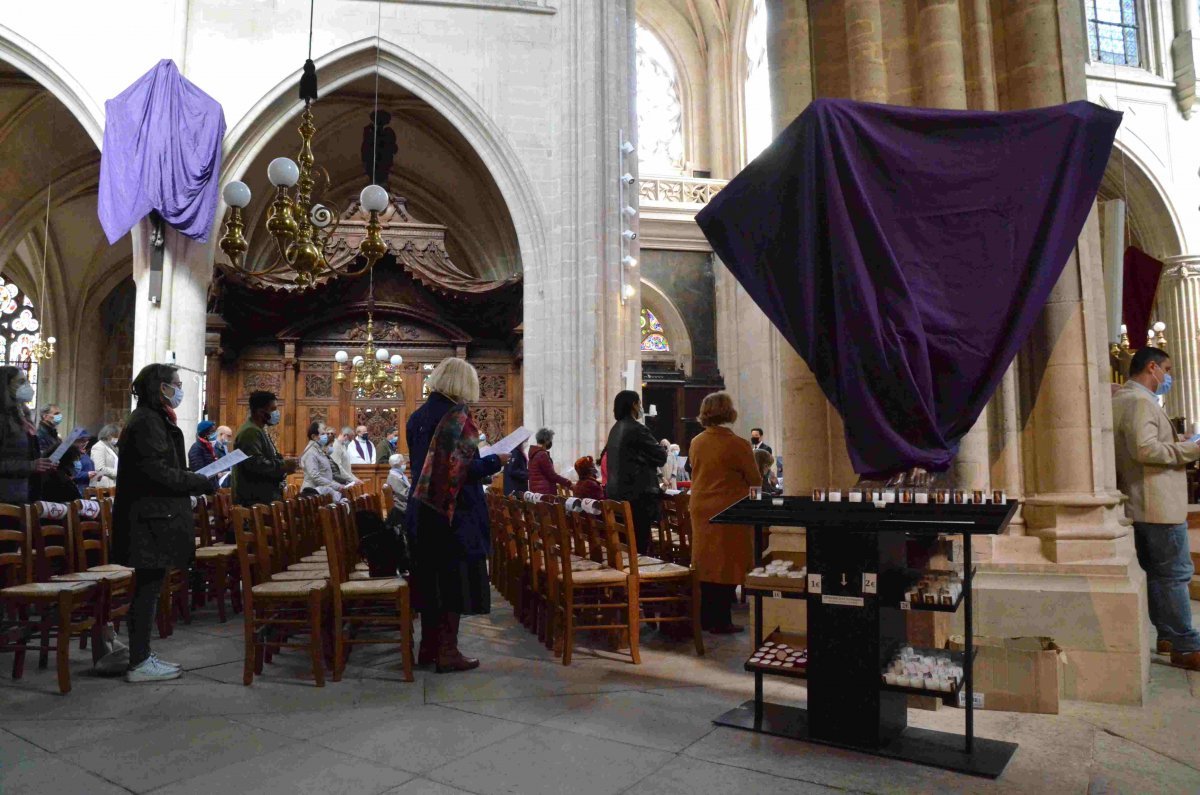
[376,427,400,464]
[0,366,56,503]
[112,363,215,682]
[188,420,221,490]
[528,428,572,497]
[604,390,669,554]
[749,428,772,456]
[1112,346,1200,671]
[36,402,63,458]
[231,390,298,507]
[214,425,233,458]
[346,424,376,466]
[386,452,410,515]
[89,423,121,490]
[72,433,95,492]
[300,421,348,501]
[43,445,85,501]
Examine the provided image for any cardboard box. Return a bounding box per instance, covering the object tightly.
[949,636,1065,714]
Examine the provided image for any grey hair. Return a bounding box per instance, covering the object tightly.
[98,423,121,440]
[535,428,554,446]
[39,403,58,416]
[426,357,480,404]
[340,426,354,436]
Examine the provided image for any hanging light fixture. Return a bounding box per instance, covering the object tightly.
[216,0,388,289]
[29,177,55,363]
[332,3,402,399]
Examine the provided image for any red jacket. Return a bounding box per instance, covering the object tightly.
[528,445,571,495]
[572,478,604,501]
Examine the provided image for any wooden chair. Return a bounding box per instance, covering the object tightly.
[542,500,640,666]
[381,484,395,518]
[191,496,240,622]
[319,505,413,682]
[602,500,703,656]
[1,504,101,693]
[657,493,694,565]
[60,500,133,643]
[231,505,329,686]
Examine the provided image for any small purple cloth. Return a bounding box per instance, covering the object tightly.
[697,99,1121,476]
[98,59,226,244]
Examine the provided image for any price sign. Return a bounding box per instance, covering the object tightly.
[807,573,822,594]
[863,572,877,594]
[772,590,783,600]
[900,601,911,611]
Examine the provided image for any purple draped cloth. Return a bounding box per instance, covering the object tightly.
[1122,246,1163,349]
[98,60,225,244]
[697,99,1121,476]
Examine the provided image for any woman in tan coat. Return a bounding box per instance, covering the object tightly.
[688,391,761,633]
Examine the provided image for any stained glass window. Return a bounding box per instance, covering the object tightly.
[0,275,39,406]
[744,0,773,162]
[640,308,670,352]
[636,24,685,173]
[1085,0,1141,67]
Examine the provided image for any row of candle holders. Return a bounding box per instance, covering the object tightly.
[812,487,1008,505]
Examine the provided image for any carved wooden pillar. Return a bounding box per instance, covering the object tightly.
[282,341,299,456]
[204,313,226,424]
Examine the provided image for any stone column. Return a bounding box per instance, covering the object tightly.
[964,0,998,110]
[972,0,1149,705]
[130,217,212,448]
[1157,255,1200,425]
[844,0,888,102]
[917,0,967,108]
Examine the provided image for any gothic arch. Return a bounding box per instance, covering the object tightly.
[219,37,546,280]
[633,12,697,172]
[0,24,103,147]
[1098,141,1186,260]
[639,277,694,376]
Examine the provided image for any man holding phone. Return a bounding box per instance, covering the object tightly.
[1112,346,1200,671]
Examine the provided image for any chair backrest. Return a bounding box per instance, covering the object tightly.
[600,500,639,576]
[30,506,75,581]
[0,503,31,587]
[99,498,115,551]
[339,500,360,565]
[234,504,276,585]
[284,482,300,500]
[193,495,213,548]
[70,500,107,570]
[269,501,293,570]
[538,501,570,588]
[318,505,349,589]
[381,484,395,515]
[212,489,232,541]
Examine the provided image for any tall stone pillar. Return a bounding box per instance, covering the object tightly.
[1158,255,1200,425]
[844,0,888,102]
[972,0,1150,704]
[130,218,213,448]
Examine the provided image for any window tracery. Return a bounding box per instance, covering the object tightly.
[744,0,772,162]
[0,274,39,405]
[1085,0,1142,67]
[636,23,685,173]
[640,308,670,352]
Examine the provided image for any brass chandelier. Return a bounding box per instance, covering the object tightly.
[215,0,387,290]
[333,269,404,399]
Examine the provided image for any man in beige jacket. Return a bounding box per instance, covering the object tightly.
[1112,346,1200,670]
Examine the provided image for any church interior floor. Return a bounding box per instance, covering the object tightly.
[2,596,1199,795]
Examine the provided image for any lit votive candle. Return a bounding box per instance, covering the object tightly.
[828,489,842,502]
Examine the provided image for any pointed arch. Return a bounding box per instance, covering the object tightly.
[0,24,103,147]
[639,277,693,376]
[218,37,546,279]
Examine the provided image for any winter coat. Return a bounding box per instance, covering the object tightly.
[89,440,118,489]
[572,478,605,501]
[404,392,502,563]
[74,453,94,491]
[36,422,60,458]
[300,440,340,493]
[230,419,286,507]
[502,446,529,495]
[604,418,668,501]
[0,420,38,504]
[112,405,213,569]
[689,425,759,585]
[528,445,571,496]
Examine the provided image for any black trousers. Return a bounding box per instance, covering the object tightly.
[127,568,166,667]
[700,582,736,629]
[628,494,660,557]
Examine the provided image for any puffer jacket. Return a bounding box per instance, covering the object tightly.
[528,445,571,496]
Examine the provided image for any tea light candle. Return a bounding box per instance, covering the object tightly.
[992,489,1007,504]
[883,490,897,504]
[848,490,863,503]
[812,488,826,502]
[914,491,929,504]
[828,489,842,502]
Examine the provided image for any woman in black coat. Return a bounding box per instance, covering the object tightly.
[0,365,53,504]
[406,357,505,673]
[112,363,214,682]
[604,390,668,554]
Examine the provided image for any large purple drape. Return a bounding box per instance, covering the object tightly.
[697,99,1121,476]
[98,59,225,244]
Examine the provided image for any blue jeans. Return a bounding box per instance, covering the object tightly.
[1133,522,1200,653]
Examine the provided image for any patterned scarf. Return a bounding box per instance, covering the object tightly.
[413,403,479,522]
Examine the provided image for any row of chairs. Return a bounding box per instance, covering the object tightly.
[487,493,703,665]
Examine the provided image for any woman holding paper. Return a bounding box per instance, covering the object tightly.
[0,365,55,503]
[112,363,215,682]
[406,357,507,673]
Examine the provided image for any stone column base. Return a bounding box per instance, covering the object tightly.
[969,558,1150,705]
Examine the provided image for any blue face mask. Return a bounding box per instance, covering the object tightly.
[268,410,281,426]
[52,413,63,425]
[206,432,217,442]
[72,460,82,474]
[1157,372,1173,397]
[318,434,329,446]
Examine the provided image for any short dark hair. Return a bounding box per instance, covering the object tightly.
[613,390,641,421]
[1130,346,1170,376]
[751,427,764,436]
[249,391,276,412]
[131,363,179,406]
[306,421,321,439]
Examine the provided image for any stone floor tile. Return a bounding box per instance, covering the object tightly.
[311,703,528,774]
[540,689,723,752]
[383,779,477,795]
[439,693,597,725]
[1086,727,1200,794]
[3,716,169,753]
[428,725,674,795]
[0,731,131,795]
[624,756,847,794]
[58,715,296,793]
[232,705,423,741]
[150,742,414,795]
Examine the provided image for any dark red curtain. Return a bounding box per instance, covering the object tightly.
[1122,246,1163,348]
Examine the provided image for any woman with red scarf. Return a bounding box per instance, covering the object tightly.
[112,364,214,682]
[406,358,507,673]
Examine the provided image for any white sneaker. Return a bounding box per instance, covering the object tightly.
[150,652,182,671]
[125,655,183,683]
